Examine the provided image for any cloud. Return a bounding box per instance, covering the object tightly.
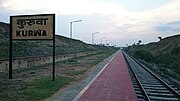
[155,26,171,32]
[2,0,179,27]
[1,0,180,46]
[0,0,127,15]
[1,0,180,22]
[155,20,180,33]
[1,0,47,12]
[167,21,180,26]
[109,0,180,41]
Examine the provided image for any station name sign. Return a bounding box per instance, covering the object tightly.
[11,14,54,40]
[9,14,56,80]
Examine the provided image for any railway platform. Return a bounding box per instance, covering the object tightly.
[75,51,138,101]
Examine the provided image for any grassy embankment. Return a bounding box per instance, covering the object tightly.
[0,34,113,60]
[125,35,180,81]
[0,49,117,101]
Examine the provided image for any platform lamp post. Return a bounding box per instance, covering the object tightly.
[70,20,82,38]
[92,32,99,44]
[69,20,82,56]
[106,40,109,46]
[101,37,106,45]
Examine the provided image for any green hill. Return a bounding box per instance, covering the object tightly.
[126,34,180,80]
[0,22,116,60]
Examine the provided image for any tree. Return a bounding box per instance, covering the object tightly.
[138,40,142,45]
[158,36,162,41]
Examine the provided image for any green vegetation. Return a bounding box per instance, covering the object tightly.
[0,21,118,101]
[0,39,8,59]
[134,50,154,62]
[24,76,72,101]
[125,34,180,81]
[0,76,72,101]
[0,35,116,60]
[62,50,117,76]
[63,58,78,64]
[64,70,85,76]
[0,49,117,101]
[0,22,118,60]
[171,47,180,55]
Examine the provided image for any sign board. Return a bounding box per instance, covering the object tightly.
[9,14,56,81]
[11,14,54,40]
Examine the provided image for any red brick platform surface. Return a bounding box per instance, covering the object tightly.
[78,51,138,101]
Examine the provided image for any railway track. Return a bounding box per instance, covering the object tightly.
[122,52,180,101]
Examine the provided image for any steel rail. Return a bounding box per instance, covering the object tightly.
[131,56,180,98]
[122,51,151,101]
[122,51,180,100]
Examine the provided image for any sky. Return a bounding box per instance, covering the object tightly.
[0,0,180,47]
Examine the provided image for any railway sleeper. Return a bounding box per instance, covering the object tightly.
[135,90,143,94]
[144,86,168,90]
[136,94,146,99]
[147,92,176,97]
[142,82,161,85]
[142,84,164,87]
[147,89,173,93]
[149,96,179,101]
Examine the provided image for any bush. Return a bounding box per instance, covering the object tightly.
[134,50,154,62]
[171,47,180,55]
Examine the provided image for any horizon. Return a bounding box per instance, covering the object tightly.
[1,0,180,47]
[1,21,179,47]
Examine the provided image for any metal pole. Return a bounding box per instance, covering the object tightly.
[70,20,82,39]
[9,16,12,79]
[101,37,105,45]
[101,38,102,44]
[92,32,99,44]
[92,33,94,44]
[53,14,55,81]
[106,40,109,46]
[70,22,72,38]
[53,35,55,81]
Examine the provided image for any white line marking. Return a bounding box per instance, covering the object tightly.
[72,53,117,101]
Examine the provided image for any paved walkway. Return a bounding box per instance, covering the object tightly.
[75,51,138,101]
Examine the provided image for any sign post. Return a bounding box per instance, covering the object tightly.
[10,14,55,81]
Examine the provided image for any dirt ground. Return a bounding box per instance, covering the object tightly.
[1,53,99,81]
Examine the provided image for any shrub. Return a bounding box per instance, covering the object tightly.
[171,47,180,55]
[134,50,154,62]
